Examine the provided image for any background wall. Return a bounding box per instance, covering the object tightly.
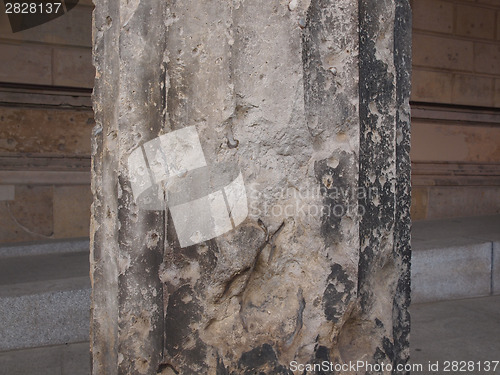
[0,0,499,243]
[0,0,93,242]
[410,0,500,220]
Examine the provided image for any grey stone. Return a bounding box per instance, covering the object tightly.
[0,251,90,351]
[0,281,90,350]
[412,242,492,303]
[91,0,412,373]
[411,215,500,302]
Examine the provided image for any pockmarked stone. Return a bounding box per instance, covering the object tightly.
[90,0,412,374]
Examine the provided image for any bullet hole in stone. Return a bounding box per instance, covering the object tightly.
[322,174,333,189]
[106,16,112,25]
[228,139,239,149]
[227,133,239,149]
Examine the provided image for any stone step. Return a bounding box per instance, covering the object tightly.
[0,237,89,258]
[0,240,90,352]
[411,215,500,303]
[0,216,497,354]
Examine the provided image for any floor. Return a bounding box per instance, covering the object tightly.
[0,295,499,374]
[410,295,500,374]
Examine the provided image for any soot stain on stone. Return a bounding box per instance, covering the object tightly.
[238,344,292,374]
[216,354,230,375]
[312,345,332,374]
[314,151,356,245]
[164,284,206,367]
[382,337,394,362]
[323,264,355,323]
[239,344,277,370]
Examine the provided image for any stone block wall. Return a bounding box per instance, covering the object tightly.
[412,0,500,107]
[0,0,94,88]
[0,1,94,243]
[410,0,500,220]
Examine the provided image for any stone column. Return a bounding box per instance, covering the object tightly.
[91,0,411,374]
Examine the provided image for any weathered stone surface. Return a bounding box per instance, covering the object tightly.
[91,0,412,374]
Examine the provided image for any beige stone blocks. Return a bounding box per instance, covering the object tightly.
[411,186,500,221]
[0,43,93,88]
[426,186,500,219]
[411,121,500,163]
[53,47,94,88]
[495,79,500,107]
[0,2,93,89]
[497,11,500,40]
[410,187,429,221]
[412,69,453,103]
[413,34,474,71]
[452,74,495,106]
[456,4,496,40]
[0,186,54,243]
[413,0,453,34]
[0,184,91,243]
[412,0,500,108]
[0,107,93,156]
[53,185,91,239]
[0,44,52,85]
[0,6,92,48]
[474,42,500,75]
